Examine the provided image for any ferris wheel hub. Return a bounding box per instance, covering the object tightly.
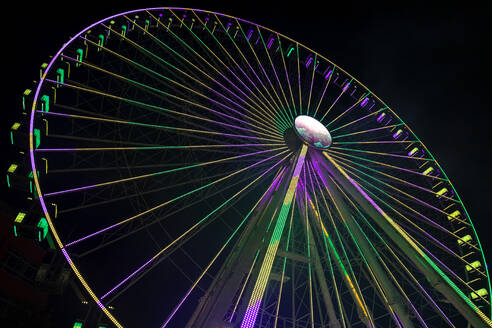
[294,115,332,149]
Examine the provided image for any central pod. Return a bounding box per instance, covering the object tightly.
[294,115,332,149]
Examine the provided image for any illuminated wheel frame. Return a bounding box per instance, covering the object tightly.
[27,7,491,327]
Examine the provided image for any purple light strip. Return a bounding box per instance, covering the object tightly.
[414,278,454,325]
[331,153,457,209]
[404,224,465,282]
[100,256,155,300]
[329,149,438,180]
[45,148,278,198]
[324,69,333,80]
[64,149,288,249]
[342,163,469,275]
[241,300,262,328]
[247,29,253,41]
[229,57,278,114]
[334,140,418,145]
[273,167,287,191]
[61,248,72,265]
[160,159,285,328]
[261,33,293,119]
[35,142,279,152]
[393,313,404,328]
[44,77,274,140]
[310,161,430,328]
[134,11,281,128]
[246,36,287,116]
[60,53,259,130]
[329,158,474,321]
[37,108,263,141]
[24,8,369,328]
[313,158,430,328]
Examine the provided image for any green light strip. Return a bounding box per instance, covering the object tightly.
[234,19,293,126]
[255,26,295,122]
[163,10,291,131]
[276,36,297,117]
[68,43,282,140]
[325,153,492,325]
[241,144,307,327]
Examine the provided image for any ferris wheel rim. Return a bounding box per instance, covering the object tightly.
[25,6,491,327]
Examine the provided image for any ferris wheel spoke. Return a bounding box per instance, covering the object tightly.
[329,156,472,235]
[302,174,345,328]
[163,10,287,129]
[36,142,283,152]
[312,67,335,118]
[104,25,284,134]
[325,91,370,128]
[305,54,318,117]
[329,146,434,161]
[66,44,283,139]
[333,140,418,145]
[51,56,283,141]
[300,169,316,328]
[277,35,298,117]
[210,13,289,124]
[306,162,375,327]
[327,148,447,182]
[63,149,290,247]
[355,206,453,326]
[325,171,431,327]
[332,123,404,139]
[160,167,280,328]
[328,151,459,202]
[319,77,353,123]
[330,156,468,227]
[301,167,341,327]
[335,162,486,280]
[39,104,282,144]
[96,23,287,136]
[225,17,291,123]
[307,185,348,328]
[99,153,283,305]
[76,166,274,259]
[255,26,295,122]
[329,107,386,133]
[237,20,295,126]
[294,43,304,115]
[44,147,286,197]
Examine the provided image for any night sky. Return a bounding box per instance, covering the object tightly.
[3,1,490,326]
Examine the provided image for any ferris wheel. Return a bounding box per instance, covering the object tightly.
[9,7,491,327]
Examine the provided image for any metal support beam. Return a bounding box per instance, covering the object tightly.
[241,144,308,328]
[316,151,492,328]
[318,170,415,328]
[296,194,342,328]
[185,166,291,327]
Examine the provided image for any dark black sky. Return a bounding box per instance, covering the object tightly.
[4,0,491,323]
